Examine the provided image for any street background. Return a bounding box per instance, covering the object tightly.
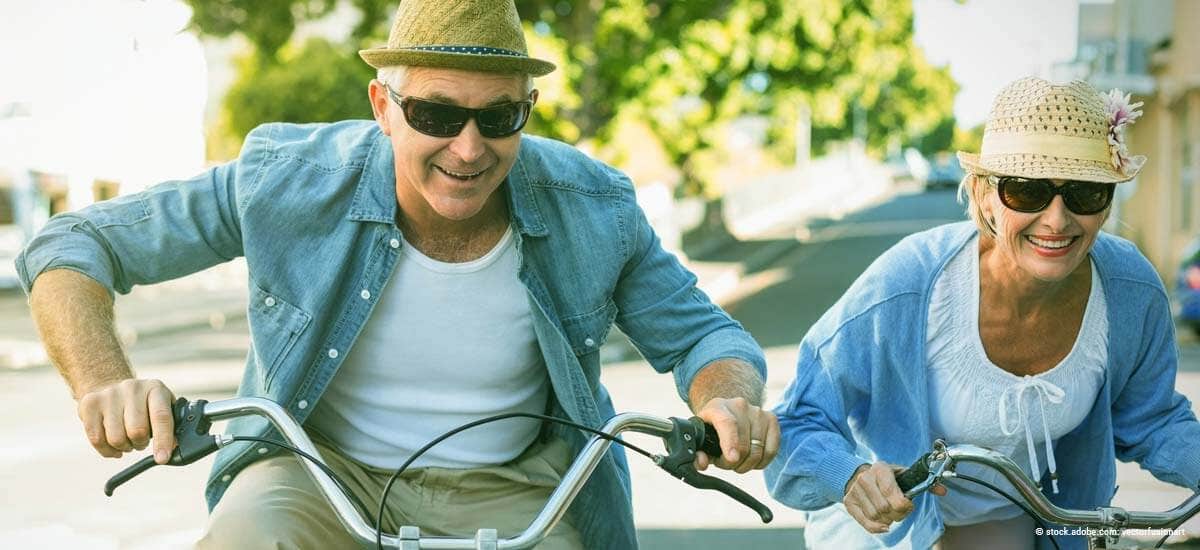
[3,0,1199,548]
[3,183,1199,549]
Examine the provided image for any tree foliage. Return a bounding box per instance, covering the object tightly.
[222,37,376,139]
[186,0,958,197]
[186,0,390,62]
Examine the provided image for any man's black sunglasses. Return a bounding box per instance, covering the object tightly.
[383,82,533,139]
[988,176,1115,216]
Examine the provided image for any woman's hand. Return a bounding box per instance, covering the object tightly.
[843,462,946,534]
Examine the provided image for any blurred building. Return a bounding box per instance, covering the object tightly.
[1058,0,1199,280]
[0,1,207,288]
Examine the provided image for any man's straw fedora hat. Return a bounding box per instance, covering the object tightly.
[957,76,1146,184]
[359,0,555,76]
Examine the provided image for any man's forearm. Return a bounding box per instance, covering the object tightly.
[687,358,764,411]
[29,269,134,398]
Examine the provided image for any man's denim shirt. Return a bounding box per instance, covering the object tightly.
[16,120,766,548]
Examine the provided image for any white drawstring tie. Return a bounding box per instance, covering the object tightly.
[998,375,1065,493]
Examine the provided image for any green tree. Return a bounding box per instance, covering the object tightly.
[186,0,958,198]
[917,116,957,156]
[186,0,391,63]
[515,0,958,196]
[952,121,985,154]
[222,37,376,138]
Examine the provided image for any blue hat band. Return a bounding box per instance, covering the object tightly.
[405,45,527,57]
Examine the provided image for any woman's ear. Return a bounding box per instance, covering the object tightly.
[976,176,999,236]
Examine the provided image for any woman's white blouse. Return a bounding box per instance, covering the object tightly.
[926,236,1107,526]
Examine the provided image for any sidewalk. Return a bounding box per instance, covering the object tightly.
[0,261,250,369]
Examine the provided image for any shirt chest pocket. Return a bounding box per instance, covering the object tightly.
[247,283,312,390]
[559,299,618,357]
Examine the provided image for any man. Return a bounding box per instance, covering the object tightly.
[17,1,777,548]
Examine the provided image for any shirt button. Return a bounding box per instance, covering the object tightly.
[297,399,308,409]
[584,337,595,347]
[221,474,231,483]
[360,289,371,300]
[328,348,339,359]
[264,296,276,307]
[257,447,269,455]
[389,238,400,249]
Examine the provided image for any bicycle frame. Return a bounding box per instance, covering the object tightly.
[898,439,1200,549]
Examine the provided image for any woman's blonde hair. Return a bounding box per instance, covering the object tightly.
[958,172,996,238]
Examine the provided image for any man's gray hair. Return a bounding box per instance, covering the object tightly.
[376,66,533,96]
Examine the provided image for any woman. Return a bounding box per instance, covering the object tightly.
[764,76,1200,550]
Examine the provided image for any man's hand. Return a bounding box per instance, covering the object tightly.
[693,396,779,473]
[843,462,947,534]
[77,378,177,464]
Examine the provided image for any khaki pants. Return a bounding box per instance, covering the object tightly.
[196,435,583,549]
[936,513,1035,550]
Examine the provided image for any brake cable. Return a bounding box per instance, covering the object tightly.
[372,412,659,550]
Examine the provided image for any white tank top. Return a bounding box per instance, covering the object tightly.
[926,236,1106,525]
[308,226,550,469]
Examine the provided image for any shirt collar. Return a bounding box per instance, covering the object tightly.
[347,128,398,224]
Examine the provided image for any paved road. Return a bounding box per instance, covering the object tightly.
[4,187,1198,548]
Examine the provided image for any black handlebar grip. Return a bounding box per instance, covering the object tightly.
[894,453,932,493]
[700,421,722,458]
[104,455,157,496]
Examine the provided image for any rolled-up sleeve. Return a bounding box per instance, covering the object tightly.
[14,125,277,296]
[16,162,242,296]
[610,183,766,404]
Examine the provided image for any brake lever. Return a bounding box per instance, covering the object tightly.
[655,416,774,523]
[104,397,222,496]
[896,439,951,499]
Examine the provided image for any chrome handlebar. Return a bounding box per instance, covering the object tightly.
[896,439,1200,531]
[105,397,772,549]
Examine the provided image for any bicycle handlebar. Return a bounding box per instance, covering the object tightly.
[894,439,1200,531]
[104,397,772,549]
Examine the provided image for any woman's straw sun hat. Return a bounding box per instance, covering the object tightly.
[957,77,1146,184]
[359,0,555,76]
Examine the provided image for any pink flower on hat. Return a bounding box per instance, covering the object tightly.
[1103,89,1147,177]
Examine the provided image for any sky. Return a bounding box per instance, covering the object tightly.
[913,0,1080,126]
[0,0,207,194]
[0,0,1086,183]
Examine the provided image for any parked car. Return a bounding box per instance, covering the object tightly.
[1176,236,1200,338]
[924,152,964,190]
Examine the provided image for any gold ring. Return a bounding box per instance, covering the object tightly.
[750,439,764,447]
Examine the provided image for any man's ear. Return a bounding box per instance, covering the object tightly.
[529,88,539,106]
[368,79,391,136]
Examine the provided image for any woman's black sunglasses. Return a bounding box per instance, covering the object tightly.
[988,176,1115,216]
[383,83,533,139]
